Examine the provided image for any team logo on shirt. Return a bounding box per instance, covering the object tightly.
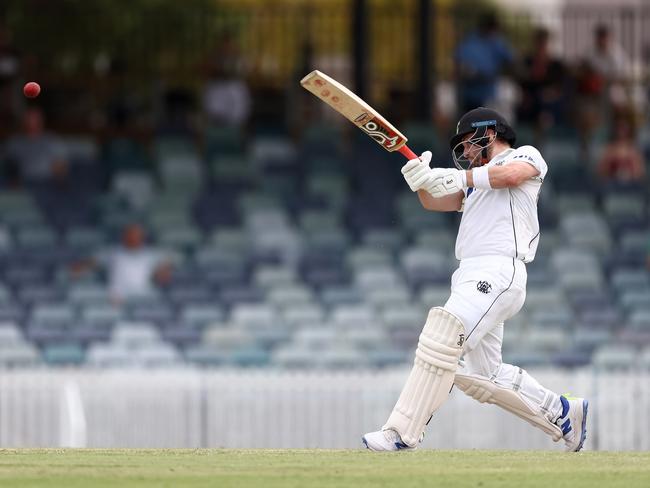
[476,281,492,294]
[457,334,465,347]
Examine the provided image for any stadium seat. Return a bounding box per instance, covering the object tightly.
[281,304,326,329]
[592,344,638,370]
[628,310,650,330]
[320,286,363,308]
[355,267,404,291]
[0,343,41,367]
[367,348,410,368]
[183,345,229,367]
[202,325,255,349]
[380,306,424,331]
[619,290,650,313]
[364,286,412,310]
[16,227,58,249]
[293,326,338,350]
[0,322,24,344]
[179,305,224,329]
[346,247,393,271]
[157,226,203,252]
[229,346,270,367]
[267,286,315,308]
[361,228,404,252]
[401,247,452,287]
[128,303,175,325]
[320,346,369,369]
[86,343,136,368]
[525,287,568,311]
[252,266,297,289]
[419,285,451,308]
[231,303,277,329]
[167,285,214,305]
[412,229,456,252]
[520,327,570,353]
[339,326,389,350]
[42,343,85,366]
[135,343,181,367]
[611,269,650,292]
[330,304,376,328]
[112,171,155,211]
[298,209,343,233]
[111,321,161,348]
[270,345,316,369]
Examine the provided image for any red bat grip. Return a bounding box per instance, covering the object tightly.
[398,145,418,160]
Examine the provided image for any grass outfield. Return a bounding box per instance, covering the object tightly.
[0,449,648,488]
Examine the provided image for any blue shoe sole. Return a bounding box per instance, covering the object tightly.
[361,436,369,449]
[575,399,589,452]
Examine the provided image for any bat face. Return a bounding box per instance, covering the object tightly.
[353,112,406,150]
[301,70,408,153]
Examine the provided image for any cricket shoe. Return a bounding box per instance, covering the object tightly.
[555,395,588,452]
[362,429,419,451]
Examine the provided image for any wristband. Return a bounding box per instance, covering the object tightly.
[472,166,492,190]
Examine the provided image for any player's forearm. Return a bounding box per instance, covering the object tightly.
[416,189,463,212]
[465,164,536,189]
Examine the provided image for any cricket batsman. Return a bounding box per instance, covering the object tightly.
[363,107,589,452]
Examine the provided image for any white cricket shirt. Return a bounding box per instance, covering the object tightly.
[455,145,548,263]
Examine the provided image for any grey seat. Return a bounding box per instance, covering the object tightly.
[111,321,161,348]
[180,305,224,329]
[592,345,637,370]
[135,343,181,367]
[43,343,85,366]
[0,343,41,367]
[86,343,136,368]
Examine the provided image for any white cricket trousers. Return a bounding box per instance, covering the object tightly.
[443,255,562,421]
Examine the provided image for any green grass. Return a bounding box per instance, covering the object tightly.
[0,449,648,488]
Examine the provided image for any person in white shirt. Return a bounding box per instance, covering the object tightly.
[363,107,588,452]
[73,224,173,304]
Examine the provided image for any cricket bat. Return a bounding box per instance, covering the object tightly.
[300,70,418,160]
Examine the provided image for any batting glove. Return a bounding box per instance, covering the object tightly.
[401,151,434,192]
[427,168,467,198]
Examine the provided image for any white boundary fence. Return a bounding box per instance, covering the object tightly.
[0,367,647,450]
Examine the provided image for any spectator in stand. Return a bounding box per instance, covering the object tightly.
[3,106,69,184]
[454,13,514,113]
[517,28,569,143]
[0,23,21,129]
[586,24,631,86]
[201,32,251,129]
[72,223,174,304]
[596,116,646,184]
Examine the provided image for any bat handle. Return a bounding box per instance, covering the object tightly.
[398,145,418,160]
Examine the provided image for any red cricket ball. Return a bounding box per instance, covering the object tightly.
[23,82,41,98]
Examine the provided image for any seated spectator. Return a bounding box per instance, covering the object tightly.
[454,13,513,113]
[72,223,174,304]
[3,106,69,184]
[0,23,21,129]
[573,58,605,147]
[517,28,569,141]
[586,24,631,86]
[596,116,646,184]
[201,32,251,128]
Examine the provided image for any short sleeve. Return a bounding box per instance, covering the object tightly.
[507,145,548,180]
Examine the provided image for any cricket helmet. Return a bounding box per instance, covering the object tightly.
[449,107,516,169]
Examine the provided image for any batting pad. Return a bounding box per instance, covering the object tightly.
[383,307,465,446]
[454,371,563,441]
